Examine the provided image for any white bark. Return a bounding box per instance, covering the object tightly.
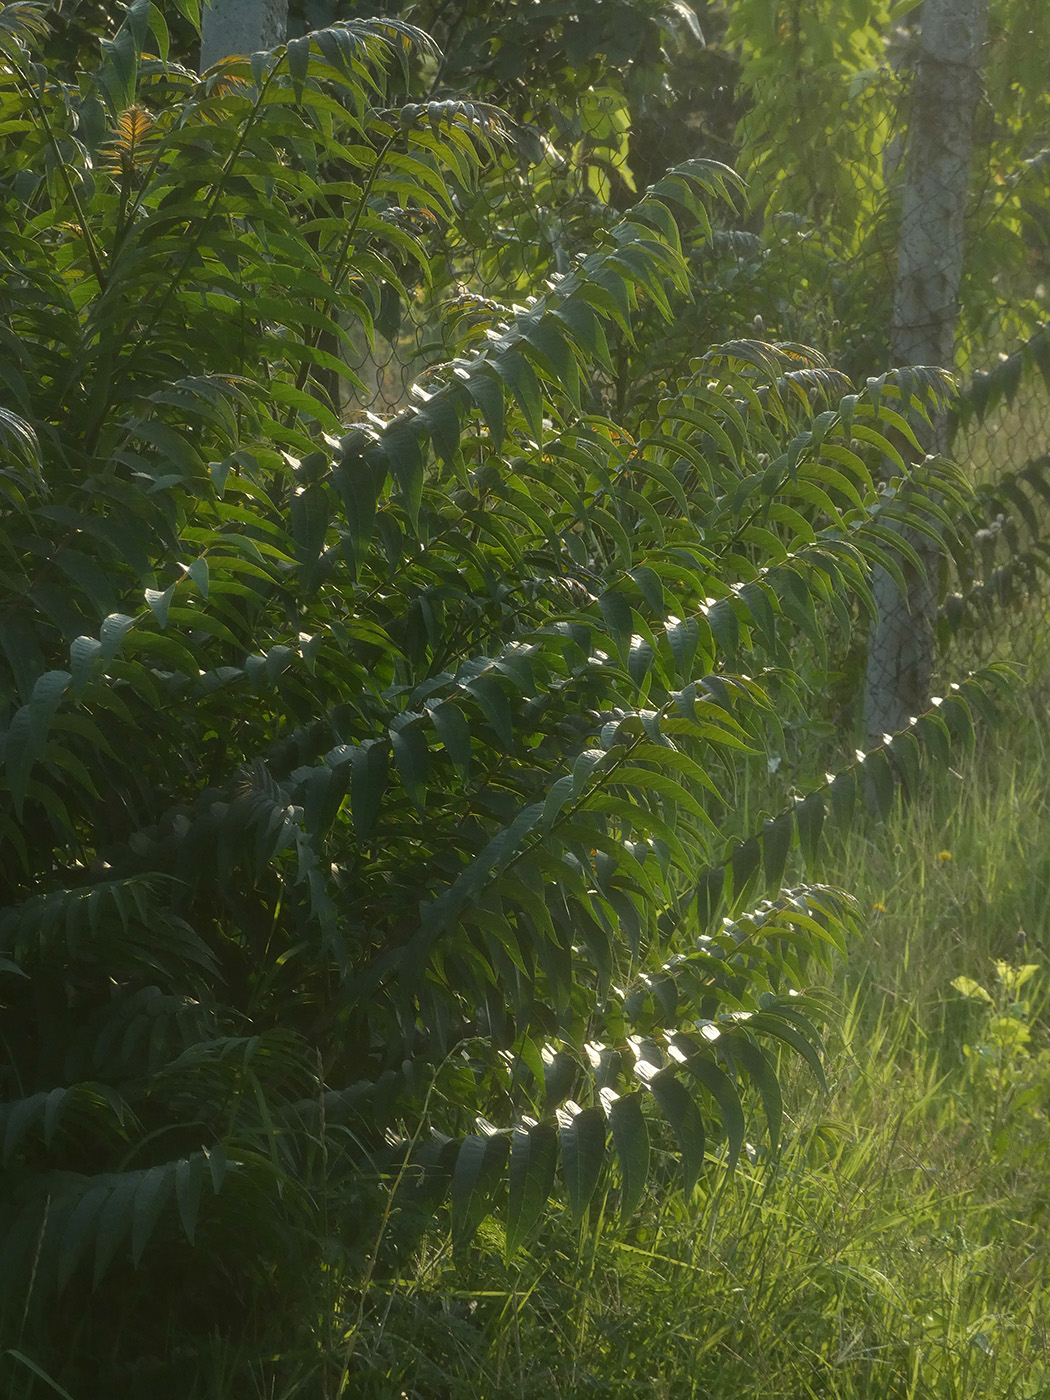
[862,0,988,745]
[199,0,288,71]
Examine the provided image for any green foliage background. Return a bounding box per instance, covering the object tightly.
[0,2,1042,1397]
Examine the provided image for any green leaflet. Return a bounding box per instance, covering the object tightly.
[645,1067,706,1194]
[145,582,177,628]
[542,1048,578,1110]
[747,1011,827,1095]
[493,349,544,441]
[706,597,739,662]
[795,791,825,874]
[4,669,71,813]
[829,768,857,840]
[861,747,895,822]
[521,317,582,410]
[675,1046,745,1169]
[350,741,390,840]
[730,836,761,907]
[418,392,464,469]
[384,415,426,524]
[390,718,430,814]
[762,812,793,892]
[665,615,700,680]
[727,1038,782,1155]
[597,589,635,665]
[557,1102,606,1221]
[451,1129,510,1254]
[429,700,472,777]
[290,482,331,570]
[465,366,505,443]
[603,1089,649,1221]
[506,1120,558,1256]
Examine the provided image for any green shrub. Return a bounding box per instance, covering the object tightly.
[0,2,1008,1392]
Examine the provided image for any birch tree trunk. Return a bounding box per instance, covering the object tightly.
[199,0,288,70]
[862,0,988,745]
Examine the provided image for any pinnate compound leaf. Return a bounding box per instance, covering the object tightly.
[0,32,1003,1300]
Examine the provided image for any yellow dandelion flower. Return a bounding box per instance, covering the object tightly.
[937,850,952,862]
[872,901,887,914]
